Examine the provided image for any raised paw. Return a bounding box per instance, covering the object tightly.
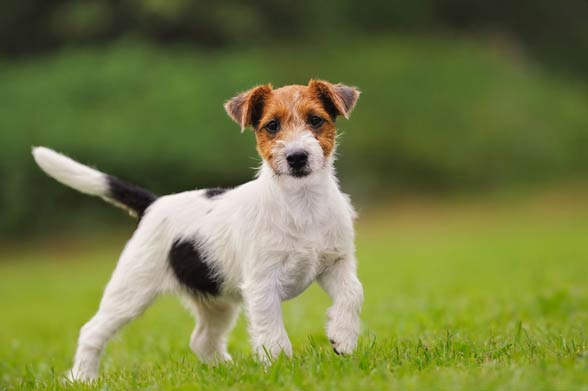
[327,319,359,355]
[328,334,357,355]
[327,305,360,355]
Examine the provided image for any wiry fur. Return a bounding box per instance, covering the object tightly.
[32,80,364,382]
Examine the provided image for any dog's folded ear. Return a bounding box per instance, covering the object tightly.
[308,80,360,120]
[224,84,273,131]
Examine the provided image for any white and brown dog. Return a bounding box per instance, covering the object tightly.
[32,79,364,381]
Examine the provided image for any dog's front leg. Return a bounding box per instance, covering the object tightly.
[242,277,292,363]
[318,254,364,355]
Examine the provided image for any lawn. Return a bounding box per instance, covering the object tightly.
[1,187,587,390]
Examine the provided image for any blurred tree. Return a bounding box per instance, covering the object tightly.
[431,0,588,77]
[1,0,587,78]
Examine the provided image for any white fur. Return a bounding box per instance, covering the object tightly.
[32,147,108,196]
[34,141,363,381]
[32,146,137,216]
[273,130,326,176]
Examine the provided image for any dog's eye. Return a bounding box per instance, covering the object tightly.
[309,115,324,129]
[264,120,280,133]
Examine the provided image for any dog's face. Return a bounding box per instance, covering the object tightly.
[225,80,360,178]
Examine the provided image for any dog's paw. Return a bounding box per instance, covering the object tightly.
[328,332,357,355]
[190,332,233,364]
[199,351,233,365]
[64,368,96,383]
[326,304,360,355]
[218,351,233,362]
[255,337,293,364]
[327,313,359,355]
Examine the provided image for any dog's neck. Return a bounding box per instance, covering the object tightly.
[256,158,339,225]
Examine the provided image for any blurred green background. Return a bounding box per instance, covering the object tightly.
[1,0,588,237]
[2,2,588,389]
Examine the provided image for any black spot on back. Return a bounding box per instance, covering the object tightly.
[205,188,230,198]
[169,238,222,296]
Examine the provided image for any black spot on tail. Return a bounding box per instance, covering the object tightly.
[169,238,222,296]
[204,187,230,199]
[107,176,157,217]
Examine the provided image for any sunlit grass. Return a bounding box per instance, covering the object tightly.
[1,188,588,390]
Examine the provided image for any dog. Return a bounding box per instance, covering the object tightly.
[32,79,364,381]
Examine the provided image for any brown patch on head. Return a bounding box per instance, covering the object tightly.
[224,80,360,172]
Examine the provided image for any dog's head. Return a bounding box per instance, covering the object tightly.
[224,80,360,178]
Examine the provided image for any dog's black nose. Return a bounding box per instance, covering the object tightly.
[286,151,308,170]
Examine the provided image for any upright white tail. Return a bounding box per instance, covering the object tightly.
[32,146,109,197]
[32,146,157,217]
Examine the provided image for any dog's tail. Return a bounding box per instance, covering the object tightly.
[32,146,157,218]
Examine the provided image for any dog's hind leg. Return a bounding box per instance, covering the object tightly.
[68,236,167,381]
[187,298,240,363]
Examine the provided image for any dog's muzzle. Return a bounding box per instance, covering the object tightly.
[286,150,310,177]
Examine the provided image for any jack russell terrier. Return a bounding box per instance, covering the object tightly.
[32,79,364,381]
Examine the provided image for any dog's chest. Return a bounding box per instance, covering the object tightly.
[273,232,343,301]
[246,187,353,300]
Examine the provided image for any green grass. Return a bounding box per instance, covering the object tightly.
[1,188,588,390]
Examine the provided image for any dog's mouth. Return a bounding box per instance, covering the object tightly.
[274,166,312,178]
[289,167,311,178]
